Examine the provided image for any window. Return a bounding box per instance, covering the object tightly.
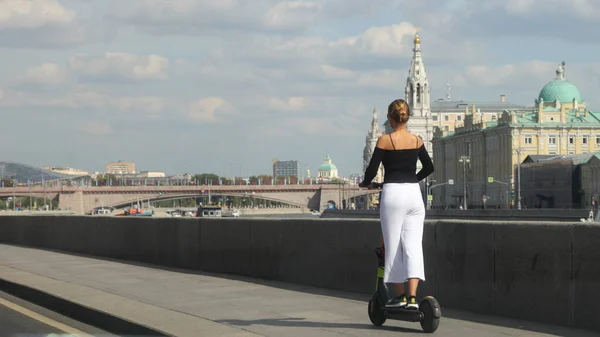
[569,136,574,144]
[549,152,557,155]
[432,116,438,121]
[569,152,574,155]
[596,136,600,145]
[524,136,532,144]
[444,126,449,131]
[583,136,588,144]
[457,115,462,121]
[444,115,449,121]
[492,115,497,121]
[548,136,556,145]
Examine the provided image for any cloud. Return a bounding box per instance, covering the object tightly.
[0,0,111,48]
[460,60,556,88]
[403,0,600,43]
[449,60,600,105]
[69,53,169,81]
[268,97,309,111]
[187,97,233,123]
[0,0,76,29]
[237,22,482,78]
[80,122,113,135]
[21,63,68,85]
[114,0,321,35]
[2,0,600,177]
[0,88,168,115]
[264,1,321,31]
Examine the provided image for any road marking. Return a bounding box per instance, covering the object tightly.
[0,297,91,336]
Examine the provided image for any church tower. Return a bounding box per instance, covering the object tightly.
[385,30,433,155]
[363,108,384,182]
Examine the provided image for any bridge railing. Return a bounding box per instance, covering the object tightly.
[0,184,366,193]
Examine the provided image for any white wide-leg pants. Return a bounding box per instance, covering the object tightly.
[379,183,426,283]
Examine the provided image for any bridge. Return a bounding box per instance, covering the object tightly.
[0,216,598,336]
[0,185,380,214]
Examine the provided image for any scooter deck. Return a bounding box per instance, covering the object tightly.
[385,306,424,322]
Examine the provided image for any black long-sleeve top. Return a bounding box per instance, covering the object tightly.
[362,145,434,186]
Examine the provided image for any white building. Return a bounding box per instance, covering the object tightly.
[318,153,339,180]
[384,32,432,157]
[362,108,384,182]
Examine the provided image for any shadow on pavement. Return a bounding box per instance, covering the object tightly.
[216,317,423,333]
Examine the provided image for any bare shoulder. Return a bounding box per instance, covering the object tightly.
[376,134,391,149]
[409,132,424,147]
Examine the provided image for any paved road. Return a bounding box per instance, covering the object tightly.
[0,290,112,337]
[1,244,599,337]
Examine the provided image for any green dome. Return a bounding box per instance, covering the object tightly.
[538,79,581,103]
[319,163,337,171]
[318,153,337,171]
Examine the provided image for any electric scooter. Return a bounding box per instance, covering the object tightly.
[363,182,442,333]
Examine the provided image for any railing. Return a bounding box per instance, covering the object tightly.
[0,184,367,194]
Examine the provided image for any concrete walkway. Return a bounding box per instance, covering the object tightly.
[0,244,596,337]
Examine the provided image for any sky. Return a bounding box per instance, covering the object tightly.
[1,0,599,177]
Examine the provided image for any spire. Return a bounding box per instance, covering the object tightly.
[404,29,430,118]
[368,107,380,138]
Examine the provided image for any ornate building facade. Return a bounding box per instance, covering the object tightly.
[318,153,339,181]
[431,62,600,209]
[384,32,529,158]
[362,108,384,182]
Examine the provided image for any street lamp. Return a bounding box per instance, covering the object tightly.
[513,148,524,210]
[459,155,470,210]
[428,179,454,209]
[426,179,436,210]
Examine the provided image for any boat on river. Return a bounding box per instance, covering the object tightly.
[114,208,153,217]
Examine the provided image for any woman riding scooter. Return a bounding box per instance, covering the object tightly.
[359,99,434,310]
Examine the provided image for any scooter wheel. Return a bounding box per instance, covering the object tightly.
[368,296,386,326]
[419,297,441,333]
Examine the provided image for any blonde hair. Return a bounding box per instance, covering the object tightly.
[387,99,411,125]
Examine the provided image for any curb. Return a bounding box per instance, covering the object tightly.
[0,277,170,336]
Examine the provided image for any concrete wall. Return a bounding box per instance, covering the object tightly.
[0,216,599,332]
[321,208,594,221]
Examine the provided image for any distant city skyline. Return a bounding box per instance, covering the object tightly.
[0,1,599,176]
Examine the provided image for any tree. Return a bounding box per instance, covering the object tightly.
[194,173,220,185]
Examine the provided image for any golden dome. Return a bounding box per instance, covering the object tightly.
[414,33,420,44]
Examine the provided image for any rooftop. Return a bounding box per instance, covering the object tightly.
[524,152,600,166]
[511,109,600,126]
[0,161,88,183]
[537,62,583,103]
[431,99,532,112]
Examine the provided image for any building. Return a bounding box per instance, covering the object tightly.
[272,159,299,178]
[317,153,339,180]
[385,31,433,154]
[362,108,384,182]
[519,153,600,209]
[384,32,530,156]
[105,161,136,175]
[431,62,600,209]
[138,171,166,178]
[580,154,600,208]
[0,161,87,184]
[42,166,89,176]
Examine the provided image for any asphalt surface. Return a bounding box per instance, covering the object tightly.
[0,290,113,337]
